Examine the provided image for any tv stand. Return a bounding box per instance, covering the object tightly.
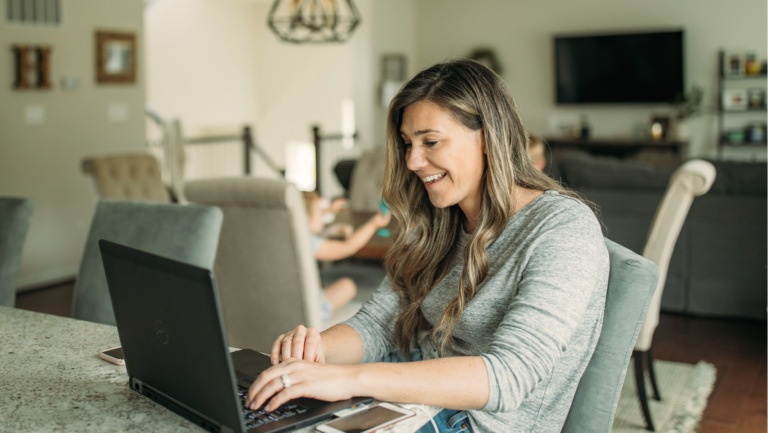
[544,137,687,162]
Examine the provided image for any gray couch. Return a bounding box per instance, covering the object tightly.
[550,153,767,320]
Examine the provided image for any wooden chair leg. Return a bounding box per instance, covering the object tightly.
[647,348,662,401]
[634,351,656,431]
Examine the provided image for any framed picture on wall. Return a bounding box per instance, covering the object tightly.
[95,30,137,84]
[723,89,748,111]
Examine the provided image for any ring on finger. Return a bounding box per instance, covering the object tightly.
[281,374,292,389]
[283,335,293,342]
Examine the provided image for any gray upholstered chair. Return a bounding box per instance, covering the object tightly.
[0,197,35,307]
[561,238,659,433]
[81,153,172,202]
[632,159,716,430]
[185,177,327,353]
[72,199,223,325]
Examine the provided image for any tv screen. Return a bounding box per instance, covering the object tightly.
[555,30,684,103]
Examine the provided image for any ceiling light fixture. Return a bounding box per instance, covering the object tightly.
[267,0,361,44]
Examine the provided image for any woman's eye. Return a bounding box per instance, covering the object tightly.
[424,141,438,146]
[403,142,412,148]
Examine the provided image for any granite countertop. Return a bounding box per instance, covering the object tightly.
[0,307,439,432]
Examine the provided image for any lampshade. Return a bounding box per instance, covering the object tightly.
[267,0,361,44]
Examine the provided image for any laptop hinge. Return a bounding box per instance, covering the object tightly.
[129,376,235,433]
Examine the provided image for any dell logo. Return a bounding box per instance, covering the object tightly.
[154,320,169,344]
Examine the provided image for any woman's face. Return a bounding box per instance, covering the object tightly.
[401,100,486,213]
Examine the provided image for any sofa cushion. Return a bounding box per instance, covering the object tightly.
[705,159,767,196]
[559,153,674,192]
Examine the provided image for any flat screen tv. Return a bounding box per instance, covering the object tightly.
[555,30,684,104]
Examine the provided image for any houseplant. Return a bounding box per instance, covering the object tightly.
[672,85,704,140]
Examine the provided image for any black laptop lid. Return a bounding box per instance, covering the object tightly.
[99,240,242,432]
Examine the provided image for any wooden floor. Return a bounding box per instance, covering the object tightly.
[14,284,768,432]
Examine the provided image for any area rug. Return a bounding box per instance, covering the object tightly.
[612,360,716,433]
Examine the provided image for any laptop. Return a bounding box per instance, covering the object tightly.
[98,240,371,433]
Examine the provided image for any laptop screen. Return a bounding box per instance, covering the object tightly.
[99,240,242,431]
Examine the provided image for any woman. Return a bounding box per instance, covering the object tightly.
[245,59,609,433]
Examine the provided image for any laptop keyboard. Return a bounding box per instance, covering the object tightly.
[237,390,307,429]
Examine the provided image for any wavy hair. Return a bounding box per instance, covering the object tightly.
[383,59,586,357]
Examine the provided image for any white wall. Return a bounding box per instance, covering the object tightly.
[145,0,378,194]
[0,0,146,288]
[371,0,417,148]
[413,0,768,161]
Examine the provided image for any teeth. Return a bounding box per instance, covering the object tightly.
[422,173,445,183]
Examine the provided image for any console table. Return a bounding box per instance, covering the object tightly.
[544,137,688,161]
[0,307,438,432]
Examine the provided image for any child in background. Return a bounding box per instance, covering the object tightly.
[302,191,392,319]
[528,134,547,171]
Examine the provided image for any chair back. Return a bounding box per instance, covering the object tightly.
[635,159,716,351]
[562,239,659,433]
[185,178,323,353]
[348,149,385,211]
[72,199,222,325]
[82,154,171,202]
[0,197,35,307]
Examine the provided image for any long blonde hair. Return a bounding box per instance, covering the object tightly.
[383,59,584,357]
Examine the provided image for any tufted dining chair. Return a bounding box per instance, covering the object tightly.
[0,197,35,307]
[81,153,172,202]
[631,159,716,431]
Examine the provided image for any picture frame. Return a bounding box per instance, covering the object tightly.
[95,30,137,84]
[747,88,765,109]
[723,89,748,111]
[722,51,744,77]
[381,54,407,109]
[381,54,406,82]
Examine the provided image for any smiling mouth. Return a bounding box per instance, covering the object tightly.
[422,173,446,185]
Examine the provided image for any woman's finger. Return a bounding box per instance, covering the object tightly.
[291,326,308,361]
[271,334,286,365]
[249,376,286,410]
[303,328,322,362]
[281,333,294,361]
[265,384,306,412]
[246,361,290,405]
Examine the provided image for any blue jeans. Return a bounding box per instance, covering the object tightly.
[379,350,474,433]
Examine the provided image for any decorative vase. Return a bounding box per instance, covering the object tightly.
[674,121,691,141]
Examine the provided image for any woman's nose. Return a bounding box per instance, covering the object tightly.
[406,146,427,172]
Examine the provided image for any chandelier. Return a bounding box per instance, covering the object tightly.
[267,0,361,44]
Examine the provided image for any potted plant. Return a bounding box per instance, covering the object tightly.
[672,85,704,140]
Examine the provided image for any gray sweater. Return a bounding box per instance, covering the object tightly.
[343,191,609,433]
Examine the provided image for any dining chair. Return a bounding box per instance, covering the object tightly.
[185,177,333,353]
[71,199,222,325]
[0,197,35,307]
[561,238,659,433]
[81,153,173,202]
[632,159,716,431]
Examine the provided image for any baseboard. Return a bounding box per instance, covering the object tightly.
[16,275,76,294]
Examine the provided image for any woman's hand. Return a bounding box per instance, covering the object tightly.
[271,325,325,365]
[245,359,361,412]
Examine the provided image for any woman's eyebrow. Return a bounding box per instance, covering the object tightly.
[400,129,442,137]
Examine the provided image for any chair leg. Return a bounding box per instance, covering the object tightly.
[634,351,656,431]
[646,348,662,401]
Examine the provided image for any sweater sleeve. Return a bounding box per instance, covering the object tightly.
[341,277,399,363]
[480,211,608,413]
